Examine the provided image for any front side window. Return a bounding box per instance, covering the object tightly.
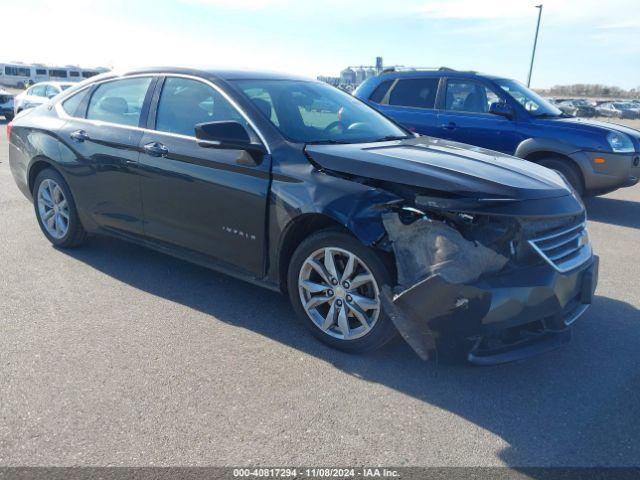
[87,77,152,126]
[45,85,61,99]
[445,80,500,113]
[388,78,439,109]
[155,77,249,137]
[241,87,280,126]
[29,85,47,97]
[494,78,562,117]
[234,79,409,144]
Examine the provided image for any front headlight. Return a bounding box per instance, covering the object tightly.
[607,131,635,153]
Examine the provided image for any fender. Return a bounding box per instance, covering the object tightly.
[266,160,403,288]
[9,127,65,200]
[514,136,591,179]
[514,137,581,159]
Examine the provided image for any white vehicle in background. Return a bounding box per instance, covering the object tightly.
[13,81,73,114]
[0,63,34,88]
[0,63,109,89]
[0,88,14,120]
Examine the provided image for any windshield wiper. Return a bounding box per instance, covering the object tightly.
[370,135,412,142]
[305,139,351,145]
[535,113,565,119]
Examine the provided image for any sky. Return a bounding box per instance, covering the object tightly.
[3,0,639,89]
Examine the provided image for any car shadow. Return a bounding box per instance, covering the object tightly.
[585,196,640,229]
[59,236,640,467]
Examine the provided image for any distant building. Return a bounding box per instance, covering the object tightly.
[375,56,383,74]
[340,67,356,85]
[318,57,384,91]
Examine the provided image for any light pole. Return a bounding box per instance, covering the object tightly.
[527,4,543,87]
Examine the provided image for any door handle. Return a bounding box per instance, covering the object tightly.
[441,122,457,131]
[143,142,169,157]
[70,129,90,142]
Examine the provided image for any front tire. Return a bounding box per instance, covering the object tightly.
[287,229,398,353]
[4,113,14,122]
[33,168,86,248]
[538,157,584,197]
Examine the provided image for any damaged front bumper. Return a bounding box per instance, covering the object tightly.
[384,256,599,365]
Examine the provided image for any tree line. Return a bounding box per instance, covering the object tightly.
[536,84,640,99]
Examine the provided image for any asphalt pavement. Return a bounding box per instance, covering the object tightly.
[0,122,639,467]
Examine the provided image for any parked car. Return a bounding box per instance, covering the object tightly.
[596,102,639,119]
[355,68,640,196]
[557,99,597,117]
[7,67,598,364]
[13,81,74,114]
[0,88,14,121]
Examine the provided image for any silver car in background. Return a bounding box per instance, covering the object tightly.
[13,81,74,115]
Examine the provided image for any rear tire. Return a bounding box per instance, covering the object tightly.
[4,113,13,122]
[287,229,398,353]
[538,157,584,197]
[33,168,86,248]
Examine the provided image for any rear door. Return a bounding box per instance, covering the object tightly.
[57,76,155,236]
[437,78,520,154]
[372,76,442,137]
[137,76,271,276]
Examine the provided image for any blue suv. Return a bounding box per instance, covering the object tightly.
[355,68,640,196]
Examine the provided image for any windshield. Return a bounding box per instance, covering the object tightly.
[233,79,410,144]
[494,78,563,117]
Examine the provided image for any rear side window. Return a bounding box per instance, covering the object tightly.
[61,89,90,117]
[87,77,152,126]
[155,77,249,137]
[49,69,68,79]
[369,80,393,103]
[388,78,439,109]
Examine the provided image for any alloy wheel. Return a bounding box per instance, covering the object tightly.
[37,179,70,239]
[298,247,381,340]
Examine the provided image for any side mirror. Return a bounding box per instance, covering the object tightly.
[489,102,514,119]
[195,121,252,148]
[194,121,266,165]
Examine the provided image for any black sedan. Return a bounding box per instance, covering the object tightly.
[7,67,598,364]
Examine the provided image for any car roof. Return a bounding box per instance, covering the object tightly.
[376,69,503,81]
[114,66,314,82]
[34,81,74,87]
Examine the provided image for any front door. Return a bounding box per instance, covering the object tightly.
[437,78,520,154]
[137,76,271,276]
[57,76,155,236]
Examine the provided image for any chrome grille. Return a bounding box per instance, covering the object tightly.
[528,222,591,273]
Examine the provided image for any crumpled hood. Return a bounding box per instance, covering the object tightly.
[306,136,571,201]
